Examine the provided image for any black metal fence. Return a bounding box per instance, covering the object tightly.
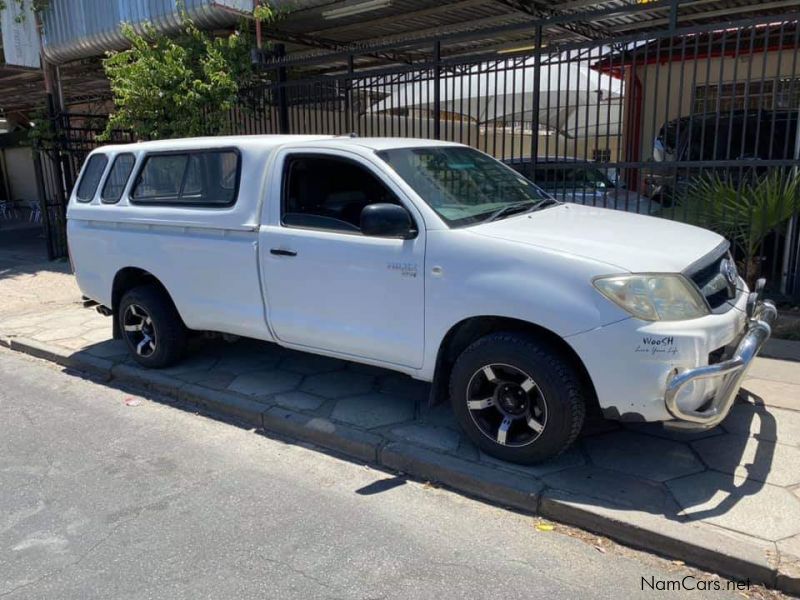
[34,110,132,259]
[41,3,800,299]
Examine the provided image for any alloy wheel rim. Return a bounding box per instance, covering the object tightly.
[122,304,157,357]
[466,363,548,447]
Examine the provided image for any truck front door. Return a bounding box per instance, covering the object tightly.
[258,149,425,369]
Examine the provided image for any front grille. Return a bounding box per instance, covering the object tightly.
[686,248,736,310]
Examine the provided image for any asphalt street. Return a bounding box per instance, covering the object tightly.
[0,348,765,599]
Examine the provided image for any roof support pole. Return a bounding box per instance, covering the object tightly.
[781,92,800,294]
[530,24,543,165]
[35,10,69,260]
[274,43,290,134]
[345,54,354,134]
[253,0,263,49]
[668,0,679,33]
[433,40,441,140]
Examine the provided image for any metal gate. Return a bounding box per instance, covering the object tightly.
[44,2,800,298]
[34,111,131,259]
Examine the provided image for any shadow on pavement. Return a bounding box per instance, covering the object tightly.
[355,476,407,495]
[0,224,69,280]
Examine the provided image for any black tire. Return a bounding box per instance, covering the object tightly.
[449,332,586,464]
[118,284,187,368]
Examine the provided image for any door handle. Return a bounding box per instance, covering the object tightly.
[270,248,297,257]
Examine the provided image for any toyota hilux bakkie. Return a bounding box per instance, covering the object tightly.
[67,135,776,463]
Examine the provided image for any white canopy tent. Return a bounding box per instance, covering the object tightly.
[368,54,624,138]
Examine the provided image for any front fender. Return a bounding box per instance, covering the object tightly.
[419,230,629,379]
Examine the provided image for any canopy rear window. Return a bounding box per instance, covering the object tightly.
[75,154,109,202]
[101,153,136,203]
[130,149,240,206]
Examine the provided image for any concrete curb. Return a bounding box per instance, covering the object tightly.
[540,490,777,586]
[380,442,542,513]
[5,337,114,380]
[263,406,383,463]
[2,334,798,595]
[778,556,800,598]
[181,383,267,428]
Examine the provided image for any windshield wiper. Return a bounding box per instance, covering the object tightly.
[483,198,557,223]
[483,201,537,223]
[530,197,559,210]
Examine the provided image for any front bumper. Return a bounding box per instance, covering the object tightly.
[664,289,776,430]
[566,277,775,425]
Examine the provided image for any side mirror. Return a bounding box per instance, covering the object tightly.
[360,203,416,239]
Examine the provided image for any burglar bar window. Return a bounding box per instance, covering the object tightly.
[775,78,800,109]
[693,78,800,113]
[592,148,612,162]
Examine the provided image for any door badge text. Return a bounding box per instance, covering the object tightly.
[388,262,418,278]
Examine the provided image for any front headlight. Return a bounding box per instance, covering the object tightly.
[593,274,709,321]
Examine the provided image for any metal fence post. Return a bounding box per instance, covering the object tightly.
[45,94,70,259]
[345,54,354,134]
[274,43,290,134]
[433,40,441,140]
[530,25,543,166]
[32,149,55,260]
[781,100,800,294]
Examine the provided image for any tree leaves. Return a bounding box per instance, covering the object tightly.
[100,12,259,141]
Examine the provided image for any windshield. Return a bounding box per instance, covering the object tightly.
[377,146,553,227]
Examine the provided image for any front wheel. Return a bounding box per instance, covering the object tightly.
[449,332,586,464]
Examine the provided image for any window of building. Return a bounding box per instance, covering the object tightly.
[101,153,136,203]
[693,77,800,113]
[75,154,109,202]
[592,148,612,162]
[282,155,402,233]
[131,149,240,206]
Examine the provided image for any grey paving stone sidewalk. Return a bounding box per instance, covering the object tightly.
[2,303,800,593]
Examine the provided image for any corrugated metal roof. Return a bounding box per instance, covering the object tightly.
[36,0,800,67]
[41,0,254,64]
[264,0,800,72]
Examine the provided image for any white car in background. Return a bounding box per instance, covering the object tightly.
[67,136,775,464]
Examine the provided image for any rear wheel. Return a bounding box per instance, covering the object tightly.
[118,284,187,368]
[449,332,586,464]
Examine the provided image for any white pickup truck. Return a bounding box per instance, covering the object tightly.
[67,135,776,464]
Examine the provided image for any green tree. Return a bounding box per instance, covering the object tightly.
[101,4,272,140]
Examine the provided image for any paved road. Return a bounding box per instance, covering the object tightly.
[0,349,763,600]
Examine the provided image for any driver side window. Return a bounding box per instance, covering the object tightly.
[282,154,400,234]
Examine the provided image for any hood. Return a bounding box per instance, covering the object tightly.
[469,203,724,273]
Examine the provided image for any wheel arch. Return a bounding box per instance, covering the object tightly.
[430,316,599,414]
[111,267,183,339]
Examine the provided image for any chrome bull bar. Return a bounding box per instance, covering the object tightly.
[664,280,777,430]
